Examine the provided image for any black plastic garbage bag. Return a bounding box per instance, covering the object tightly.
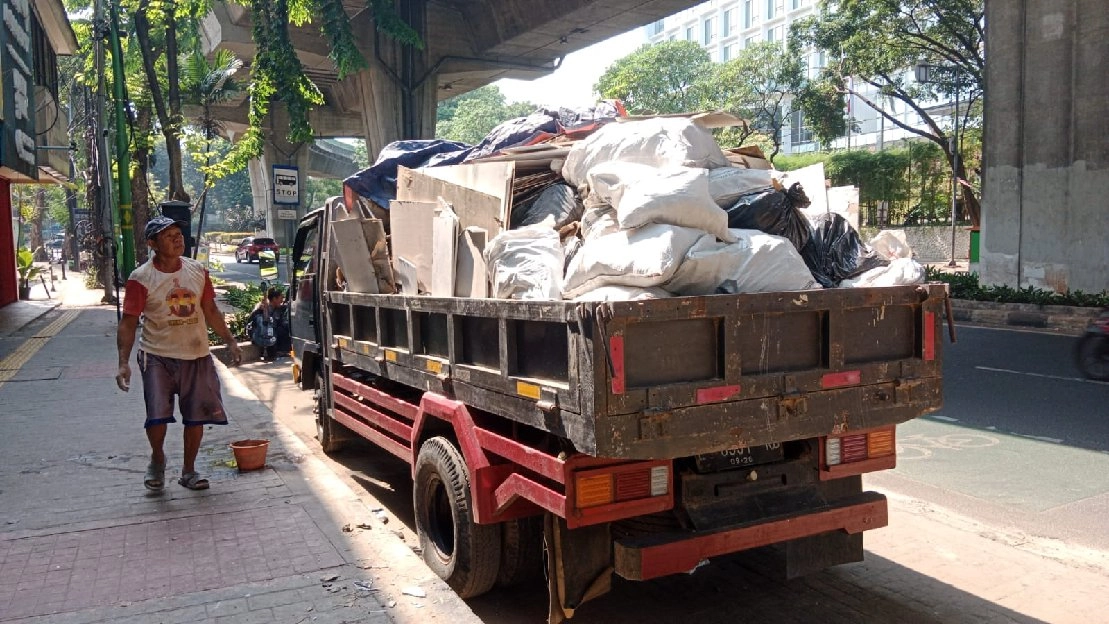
[801,212,888,288]
[510,183,584,229]
[724,182,812,251]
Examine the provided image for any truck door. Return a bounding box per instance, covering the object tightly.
[289,212,321,386]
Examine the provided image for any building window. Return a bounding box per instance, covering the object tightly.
[704,17,716,44]
[790,109,814,145]
[745,35,758,48]
[743,0,758,29]
[722,9,733,38]
[723,43,737,61]
[792,0,809,9]
[765,25,784,43]
[669,34,677,42]
[647,19,665,36]
[767,0,785,20]
[686,26,694,41]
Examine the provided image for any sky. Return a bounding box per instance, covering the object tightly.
[495,29,647,109]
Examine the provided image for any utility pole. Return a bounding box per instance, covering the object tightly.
[92,0,116,304]
[109,0,134,276]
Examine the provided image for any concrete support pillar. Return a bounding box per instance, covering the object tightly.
[350,2,438,160]
[244,106,313,249]
[981,0,1109,294]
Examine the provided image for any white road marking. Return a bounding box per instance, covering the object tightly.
[931,415,960,422]
[975,365,1108,385]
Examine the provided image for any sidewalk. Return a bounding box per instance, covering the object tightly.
[0,274,482,624]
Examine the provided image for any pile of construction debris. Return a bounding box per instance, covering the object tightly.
[335,110,924,301]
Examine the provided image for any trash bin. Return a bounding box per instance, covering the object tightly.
[258,250,278,281]
[969,227,980,263]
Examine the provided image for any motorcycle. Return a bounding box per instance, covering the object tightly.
[1075,307,1109,381]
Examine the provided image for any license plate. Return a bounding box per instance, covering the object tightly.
[694,443,784,473]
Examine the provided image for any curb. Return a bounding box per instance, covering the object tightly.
[948,299,1098,336]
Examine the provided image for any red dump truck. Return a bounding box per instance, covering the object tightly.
[288,196,947,621]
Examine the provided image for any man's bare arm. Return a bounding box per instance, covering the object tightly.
[116,314,139,391]
[201,298,242,364]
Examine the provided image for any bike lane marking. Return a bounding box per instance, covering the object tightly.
[976,365,1109,385]
[0,310,80,389]
[894,417,1109,511]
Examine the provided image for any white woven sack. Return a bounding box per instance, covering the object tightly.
[572,285,672,302]
[587,162,735,243]
[562,117,729,187]
[718,229,818,294]
[483,217,564,300]
[707,167,775,207]
[562,224,710,299]
[868,229,913,261]
[841,258,925,287]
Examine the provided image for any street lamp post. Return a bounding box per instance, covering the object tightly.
[915,62,961,267]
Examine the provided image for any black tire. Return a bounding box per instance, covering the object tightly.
[315,374,345,453]
[235,254,242,264]
[496,515,545,587]
[414,437,501,598]
[1076,334,1109,381]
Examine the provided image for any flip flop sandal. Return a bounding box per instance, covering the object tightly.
[144,463,165,491]
[178,472,210,491]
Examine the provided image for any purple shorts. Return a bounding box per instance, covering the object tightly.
[137,350,229,429]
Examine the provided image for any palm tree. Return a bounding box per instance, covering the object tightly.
[181,49,243,253]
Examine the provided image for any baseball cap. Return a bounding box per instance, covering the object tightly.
[145,216,186,240]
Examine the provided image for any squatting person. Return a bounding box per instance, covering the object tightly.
[115,216,243,491]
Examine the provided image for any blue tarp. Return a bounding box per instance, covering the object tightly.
[345,102,624,211]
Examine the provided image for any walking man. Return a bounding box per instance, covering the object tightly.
[116,216,242,491]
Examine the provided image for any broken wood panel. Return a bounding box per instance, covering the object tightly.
[389,200,437,293]
[397,166,508,239]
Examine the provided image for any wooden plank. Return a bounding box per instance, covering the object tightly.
[397,166,508,239]
[389,200,437,294]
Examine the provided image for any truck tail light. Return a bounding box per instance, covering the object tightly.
[575,474,613,508]
[574,463,670,509]
[825,428,896,467]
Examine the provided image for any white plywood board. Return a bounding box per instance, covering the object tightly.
[454,227,488,298]
[389,200,437,293]
[331,217,379,293]
[430,206,459,297]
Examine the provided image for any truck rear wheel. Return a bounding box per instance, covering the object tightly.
[315,374,345,454]
[497,516,544,587]
[414,437,501,598]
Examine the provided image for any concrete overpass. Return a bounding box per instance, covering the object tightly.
[199,0,695,244]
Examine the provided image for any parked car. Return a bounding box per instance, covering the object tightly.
[235,236,280,263]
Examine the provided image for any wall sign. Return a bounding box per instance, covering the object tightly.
[272,164,299,205]
[1,0,37,178]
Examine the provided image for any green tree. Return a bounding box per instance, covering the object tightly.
[594,41,713,114]
[436,85,536,145]
[181,48,244,247]
[713,41,805,160]
[792,0,985,224]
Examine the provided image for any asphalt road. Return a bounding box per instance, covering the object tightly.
[870,325,1109,550]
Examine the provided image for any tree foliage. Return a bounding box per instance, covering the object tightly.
[435,86,536,145]
[791,0,985,223]
[594,41,713,115]
[713,41,804,160]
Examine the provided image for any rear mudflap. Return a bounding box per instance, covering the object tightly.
[544,514,613,624]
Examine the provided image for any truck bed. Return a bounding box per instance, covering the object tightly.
[325,283,946,459]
